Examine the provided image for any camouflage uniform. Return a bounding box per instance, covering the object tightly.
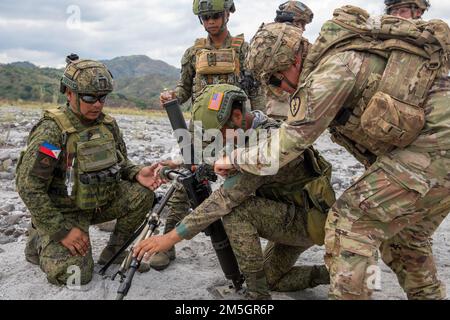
[238,7,450,299]
[259,2,313,121]
[175,32,264,109]
[246,23,310,121]
[176,84,335,298]
[16,60,154,286]
[158,30,266,269]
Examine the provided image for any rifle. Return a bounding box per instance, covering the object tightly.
[163,99,244,291]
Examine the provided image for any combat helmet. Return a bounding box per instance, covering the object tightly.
[275,1,314,27]
[193,0,236,15]
[245,23,309,85]
[60,54,114,95]
[385,0,430,13]
[192,84,249,130]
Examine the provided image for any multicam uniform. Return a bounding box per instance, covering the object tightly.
[174,85,335,298]
[238,6,450,299]
[263,2,314,120]
[175,32,264,108]
[17,93,153,284]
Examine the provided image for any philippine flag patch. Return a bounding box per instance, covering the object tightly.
[39,142,61,159]
[208,92,224,111]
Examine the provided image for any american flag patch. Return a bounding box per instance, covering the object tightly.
[208,92,224,111]
[39,142,61,159]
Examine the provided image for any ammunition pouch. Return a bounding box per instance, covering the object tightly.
[196,48,238,75]
[361,92,425,148]
[79,164,121,185]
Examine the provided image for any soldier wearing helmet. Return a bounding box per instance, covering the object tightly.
[385,0,430,19]
[215,6,450,300]
[250,22,310,120]
[275,1,314,31]
[16,55,161,286]
[152,0,265,271]
[135,84,333,299]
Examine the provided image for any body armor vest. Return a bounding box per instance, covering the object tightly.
[193,35,244,100]
[44,107,122,210]
[300,5,450,166]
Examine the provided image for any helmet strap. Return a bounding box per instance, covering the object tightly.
[219,12,229,33]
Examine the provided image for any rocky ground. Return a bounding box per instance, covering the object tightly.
[0,105,449,300]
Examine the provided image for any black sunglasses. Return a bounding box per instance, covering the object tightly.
[268,75,283,88]
[79,94,108,104]
[201,12,224,21]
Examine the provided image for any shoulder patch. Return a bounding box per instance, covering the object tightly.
[31,149,59,180]
[39,142,61,159]
[290,97,301,118]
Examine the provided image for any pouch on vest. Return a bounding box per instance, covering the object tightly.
[74,135,119,210]
[196,48,237,75]
[361,92,425,148]
[303,175,336,246]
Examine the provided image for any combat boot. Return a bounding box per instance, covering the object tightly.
[310,265,330,287]
[145,246,176,271]
[243,271,272,300]
[146,221,177,271]
[98,233,129,265]
[24,227,40,265]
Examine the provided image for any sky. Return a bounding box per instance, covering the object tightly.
[0,0,449,69]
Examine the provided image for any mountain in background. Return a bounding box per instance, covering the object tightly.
[0,55,181,109]
[102,55,179,79]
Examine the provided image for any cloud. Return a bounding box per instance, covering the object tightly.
[0,0,448,68]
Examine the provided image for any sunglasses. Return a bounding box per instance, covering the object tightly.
[79,94,108,104]
[268,74,283,88]
[201,12,224,22]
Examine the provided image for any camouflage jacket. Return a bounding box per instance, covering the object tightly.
[16,106,142,241]
[175,111,332,240]
[175,32,264,110]
[232,51,450,175]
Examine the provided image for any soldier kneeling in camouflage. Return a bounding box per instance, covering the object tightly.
[134,84,333,299]
[16,55,159,286]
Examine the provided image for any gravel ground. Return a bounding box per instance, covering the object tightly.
[0,105,449,300]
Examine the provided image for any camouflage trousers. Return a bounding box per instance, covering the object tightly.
[222,196,329,298]
[29,181,153,286]
[164,187,191,235]
[325,149,450,300]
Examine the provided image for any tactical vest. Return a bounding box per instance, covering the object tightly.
[300,5,450,166]
[44,107,122,210]
[254,118,335,245]
[193,35,245,99]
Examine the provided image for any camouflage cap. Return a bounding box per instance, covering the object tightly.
[385,0,430,12]
[245,22,309,84]
[192,84,248,130]
[60,58,114,95]
[276,1,314,25]
[193,0,236,15]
